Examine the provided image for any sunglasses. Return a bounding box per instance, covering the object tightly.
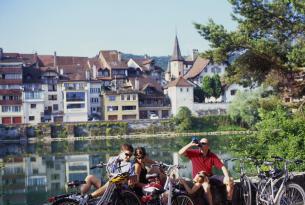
[200,142,208,146]
[124,152,132,157]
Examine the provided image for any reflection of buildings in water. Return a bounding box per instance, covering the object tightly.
[25,155,47,192]
[0,158,3,205]
[0,143,23,157]
[2,156,27,204]
[65,155,90,183]
[45,156,66,191]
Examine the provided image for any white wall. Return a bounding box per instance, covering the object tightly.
[168,86,194,116]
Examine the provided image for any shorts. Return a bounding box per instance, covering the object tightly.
[208,175,224,186]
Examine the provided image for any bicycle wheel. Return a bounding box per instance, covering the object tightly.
[277,183,305,205]
[171,194,194,205]
[113,189,141,205]
[256,181,271,205]
[52,198,79,205]
[241,176,252,205]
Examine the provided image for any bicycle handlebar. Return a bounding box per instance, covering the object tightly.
[90,162,107,169]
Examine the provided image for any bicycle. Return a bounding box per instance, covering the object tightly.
[141,162,194,205]
[48,160,141,205]
[226,157,262,205]
[256,156,305,205]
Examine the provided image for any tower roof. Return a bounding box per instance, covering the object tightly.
[170,35,184,62]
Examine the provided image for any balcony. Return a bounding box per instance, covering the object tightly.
[0,99,22,105]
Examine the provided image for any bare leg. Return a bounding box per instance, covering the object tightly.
[81,175,101,194]
[91,181,109,198]
[225,178,234,201]
[202,182,213,205]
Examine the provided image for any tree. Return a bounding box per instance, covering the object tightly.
[175,106,193,131]
[201,75,222,99]
[194,86,205,102]
[211,74,222,98]
[194,0,305,96]
[201,76,213,98]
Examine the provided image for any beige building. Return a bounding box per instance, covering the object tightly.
[101,90,139,121]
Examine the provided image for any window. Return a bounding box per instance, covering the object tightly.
[90,98,99,103]
[107,106,118,111]
[230,89,237,96]
[121,95,124,101]
[132,94,136,100]
[12,106,21,112]
[122,106,136,110]
[66,92,85,102]
[53,104,58,111]
[29,116,35,121]
[187,88,189,92]
[48,84,57,91]
[127,95,130,100]
[30,104,36,109]
[180,88,183,92]
[108,96,116,101]
[48,95,57,101]
[67,103,85,109]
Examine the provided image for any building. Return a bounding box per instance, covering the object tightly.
[128,76,171,119]
[166,77,194,116]
[23,66,45,124]
[0,49,24,125]
[101,89,139,121]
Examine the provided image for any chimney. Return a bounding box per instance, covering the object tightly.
[85,70,90,80]
[135,77,139,90]
[192,49,199,61]
[118,51,122,62]
[54,51,57,67]
[0,48,3,60]
[34,52,39,68]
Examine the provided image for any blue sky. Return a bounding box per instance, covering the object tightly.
[0,0,236,57]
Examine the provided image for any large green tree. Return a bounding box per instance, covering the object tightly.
[201,75,222,99]
[195,0,305,96]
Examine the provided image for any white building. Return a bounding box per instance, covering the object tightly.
[165,36,249,116]
[166,77,194,116]
[88,81,102,119]
[63,81,89,122]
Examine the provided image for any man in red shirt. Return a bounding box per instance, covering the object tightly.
[178,137,234,205]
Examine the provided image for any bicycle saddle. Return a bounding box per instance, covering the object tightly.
[67,180,87,188]
[269,168,284,179]
[146,173,159,180]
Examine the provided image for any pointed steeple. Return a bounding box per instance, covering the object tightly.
[171,35,184,62]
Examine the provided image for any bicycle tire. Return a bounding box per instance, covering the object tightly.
[241,176,252,205]
[171,194,194,205]
[276,182,305,205]
[256,180,270,205]
[113,189,141,205]
[52,198,79,205]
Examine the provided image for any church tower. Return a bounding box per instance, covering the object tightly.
[170,35,184,80]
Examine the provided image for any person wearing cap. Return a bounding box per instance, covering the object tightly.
[81,143,136,198]
[178,171,209,205]
[178,137,234,205]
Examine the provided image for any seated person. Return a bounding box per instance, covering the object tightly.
[179,171,210,205]
[178,137,234,205]
[133,147,165,196]
[81,143,135,198]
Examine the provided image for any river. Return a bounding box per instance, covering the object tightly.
[0,135,239,205]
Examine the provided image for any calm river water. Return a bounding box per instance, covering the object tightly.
[0,135,238,205]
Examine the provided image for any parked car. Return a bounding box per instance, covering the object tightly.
[149,113,159,119]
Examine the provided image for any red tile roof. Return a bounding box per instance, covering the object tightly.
[166,76,193,87]
[184,56,210,79]
[129,76,163,92]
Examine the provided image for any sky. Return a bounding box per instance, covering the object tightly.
[0,0,237,57]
